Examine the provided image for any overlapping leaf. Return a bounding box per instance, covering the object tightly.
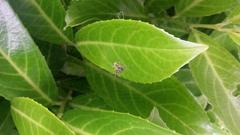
[190,30,240,135]
[8,0,73,45]
[76,19,208,83]
[66,0,147,27]
[175,0,237,17]
[0,0,58,105]
[63,108,180,135]
[70,93,111,110]
[11,97,75,135]
[144,0,176,14]
[84,61,226,135]
[0,100,16,135]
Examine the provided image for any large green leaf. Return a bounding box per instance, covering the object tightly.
[175,0,237,18]
[66,0,147,27]
[63,108,180,135]
[11,97,75,135]
[84,61,226,135]
[8,0,73,45]
[76,19,208,83]
[190,30,240,135]
[0,0,58,105]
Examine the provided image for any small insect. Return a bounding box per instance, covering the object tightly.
[113,62,124,76]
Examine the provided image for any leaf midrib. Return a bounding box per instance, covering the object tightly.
[203,53,240,130]
[78,41,206,51]
[28,0,73,45]
[193,32,240,133]
[11,106,55,135]
[0,48,52,103]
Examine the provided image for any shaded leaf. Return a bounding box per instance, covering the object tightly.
[37,40,67,77]
[84,61,226,135]
[190,30,240,135]
[63,108,180,135]
[11,97,75,135]
[76,19,208,83]
[144,0,176,15]
[66,0,147,27]
[175,0,237,17]
[0,0,58,105]
[61,56,85,77]
[8,0,73,45]
[58,77,90,93]
[0,100,15,135]
[175,69,202,96]
[70,93,111,110]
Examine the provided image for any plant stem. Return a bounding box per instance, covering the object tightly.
[190,24,220,30]
[57,90,73,118]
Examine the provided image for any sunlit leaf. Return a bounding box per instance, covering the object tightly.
[63,108,180,135]
[11,97,75,135]
[76,19,208,83]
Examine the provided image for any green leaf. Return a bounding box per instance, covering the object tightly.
[76,19,208,83]
[175,0,237,18]
[189,30,240,135]
[211,31,239,52]
[225,5,240,25]
[227,30,240,46]
[0,100,16,135]
[152,18,189,38]
[70,93,112,110]
[175,69,202,96]
[84,61,226,135]
[63,108,180,135]
[66,0,147,27]
[8,0,73,45]
[0,1,58,105]
[144,0,176,14]
[36,40,67,77]
[11,97,75,135]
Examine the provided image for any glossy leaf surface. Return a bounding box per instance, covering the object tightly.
[8,0,73,44]
[0,0,58,104]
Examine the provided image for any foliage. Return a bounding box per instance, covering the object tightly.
[0,0,240,134]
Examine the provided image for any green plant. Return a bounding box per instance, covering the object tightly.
[0,0,240,134]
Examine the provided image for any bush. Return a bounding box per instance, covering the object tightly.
[0,0,240,135]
